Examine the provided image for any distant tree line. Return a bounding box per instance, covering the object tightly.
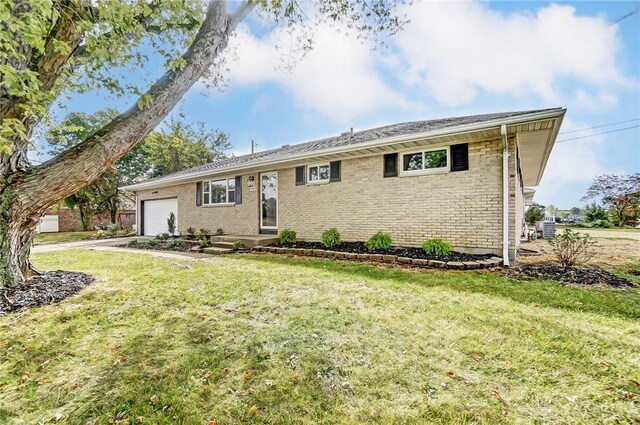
[525,174,640,228]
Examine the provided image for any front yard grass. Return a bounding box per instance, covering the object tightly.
[1,251,639,424]
[33,231,97,245]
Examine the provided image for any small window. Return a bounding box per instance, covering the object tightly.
[308,164,330,183]
[401,147,449,175]
[203,178,235,205]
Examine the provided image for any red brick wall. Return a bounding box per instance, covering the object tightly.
[45,208,136,232]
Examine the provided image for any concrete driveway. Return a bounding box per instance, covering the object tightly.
[32,236,214,260]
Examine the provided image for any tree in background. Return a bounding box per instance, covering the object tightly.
[143,118,230,177]
[46,111,230,229]
[546,204,559,217]
[525,203,546,224]
[583,202,608,223]
[582,174,640,226]
[570,207,582,220]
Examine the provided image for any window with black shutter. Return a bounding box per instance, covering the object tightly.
[295,166,305,185]
[383,153,398,177]
[450,143,469,172]
[195,182,202,206]
[330,161,341,182]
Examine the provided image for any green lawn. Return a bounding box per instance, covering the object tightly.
[557,225,640,241]
[33,231,97,245]
[1,251,639,424]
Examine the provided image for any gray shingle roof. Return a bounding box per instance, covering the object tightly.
[132,108,561,186]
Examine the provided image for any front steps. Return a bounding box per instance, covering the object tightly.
[202,234,279,255]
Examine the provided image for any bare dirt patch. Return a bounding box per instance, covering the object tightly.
[517,238,640,268]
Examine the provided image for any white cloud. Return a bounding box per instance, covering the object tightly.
[392,1,631,106]
[224,24,409,122]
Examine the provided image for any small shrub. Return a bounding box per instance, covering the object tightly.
[105,224,119,236]
[167,212,176,235]
[198,238,210,248]
[321,228,341,249]
[186,227,196,239]
[592,219,613,228]
[366,231,393,251]
[548,228,596,270]
[421,238,453,256]
[198,228,210,238]
[279,229,297,244]
[156,232,170,241]
[145,240,158,247]
[127,239,139,247]
[96,229,107,238]
[166,239,186,249]
[233,240,243,250]
[215,228,224,235]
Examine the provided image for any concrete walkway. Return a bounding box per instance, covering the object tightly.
[32,237,213,260]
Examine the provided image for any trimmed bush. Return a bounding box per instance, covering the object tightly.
[166,239,186,249]
[321,228,341,249]
[216,228,224,235]
[145,240,158,247]
[127,239,139,247]
[366,231,393,251]
[198,228,210,237]
[421,238,453,256]
[186,227,197,238]
[198,238,210,248]
[279,229,297,244]
[548,228,595,270]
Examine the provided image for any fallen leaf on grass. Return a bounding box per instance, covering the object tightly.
[248,405,260,415]
[243,370,253,380]
[625,392,636,400]
[137,417,145,423]
[599,361,611,370]
[207,422,217,425]
[447,371,455,377]
[565,395,578,404]
[150,395,158,405]
[471,353,481,362]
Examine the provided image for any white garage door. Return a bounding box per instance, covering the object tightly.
[143,198,178,236]
[37,215,59,233]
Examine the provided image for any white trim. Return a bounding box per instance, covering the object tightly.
[306,162,330,185]
[398,146,450,177]
[260,171,278,230]
[202,177,236,205]
[500,124,511,267]
[121,109,566,191]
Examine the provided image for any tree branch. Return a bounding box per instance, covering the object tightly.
[14,0,254,217]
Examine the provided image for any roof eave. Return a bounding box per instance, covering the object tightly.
[120,108,566,191]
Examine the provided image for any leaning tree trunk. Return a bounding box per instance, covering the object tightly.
[0,0,256,286]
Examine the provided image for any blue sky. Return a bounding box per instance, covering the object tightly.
[39,0,640,209]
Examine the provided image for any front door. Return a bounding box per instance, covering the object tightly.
[260,171,278,231]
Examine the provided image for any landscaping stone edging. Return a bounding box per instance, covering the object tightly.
[252,246,503,270]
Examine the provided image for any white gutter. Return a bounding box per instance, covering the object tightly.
[121,109,565,191]
[500,124,510,267]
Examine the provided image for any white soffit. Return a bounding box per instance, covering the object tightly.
[517,128,554,186]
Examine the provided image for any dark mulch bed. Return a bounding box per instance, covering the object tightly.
[0,271,95,315]
[269,241,495,262]
[120,243,194,252]
[510,264,636,288]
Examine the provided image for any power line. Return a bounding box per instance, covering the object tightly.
[556,125,640,143]
[559,118,640,134]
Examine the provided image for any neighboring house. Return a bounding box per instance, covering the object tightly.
[121,108,566,261]
[37,207,136,233]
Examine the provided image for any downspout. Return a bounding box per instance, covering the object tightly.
[500,124,510,266]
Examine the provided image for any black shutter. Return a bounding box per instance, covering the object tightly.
[295,166,305,186]
[450,143,469,172]
[330,161,341,182]
[195,182,202,206]
[235,176,242,204]
[383,153,398,177]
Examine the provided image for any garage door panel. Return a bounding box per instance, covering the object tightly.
[143,198,178,236]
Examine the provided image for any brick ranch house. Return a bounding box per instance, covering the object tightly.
[121,108,565,262]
